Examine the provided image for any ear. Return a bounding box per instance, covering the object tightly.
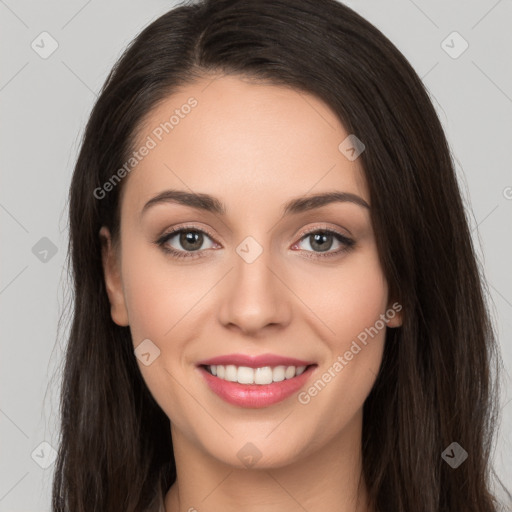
[385,299,403,328]
[99,226,129,326]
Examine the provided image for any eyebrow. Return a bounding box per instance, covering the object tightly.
[140,189,370,219]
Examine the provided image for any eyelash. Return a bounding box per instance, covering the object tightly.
[154,224,356,261]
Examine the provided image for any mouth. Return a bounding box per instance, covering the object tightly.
[197,363,318,408]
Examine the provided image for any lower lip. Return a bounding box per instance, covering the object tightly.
[198,365,317,408]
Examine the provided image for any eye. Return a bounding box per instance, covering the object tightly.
[292,228,355,259]
[155,225,218,260]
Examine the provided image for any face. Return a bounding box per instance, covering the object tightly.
[100,74,402,470]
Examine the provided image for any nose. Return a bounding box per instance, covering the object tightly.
[217,245,292,337]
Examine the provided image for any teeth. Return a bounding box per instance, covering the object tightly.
[270,366,284,383]
[207,364,307,384]
[255,366,274,384]
[285,366,296,379]
[238,366,255,384]
[225,365,237,382]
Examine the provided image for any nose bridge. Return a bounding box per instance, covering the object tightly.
[235,236,276,295]
[217,233,291,334]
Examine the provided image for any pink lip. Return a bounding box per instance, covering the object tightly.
[196,353,315,368]
[197,364,318,408]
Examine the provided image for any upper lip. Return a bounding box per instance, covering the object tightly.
[197,353,316,368]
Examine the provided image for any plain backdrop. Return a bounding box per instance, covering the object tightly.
[1,0,511,509]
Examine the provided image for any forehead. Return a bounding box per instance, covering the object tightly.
[121,74,369,218]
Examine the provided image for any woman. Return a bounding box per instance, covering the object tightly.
[52,0,510,510]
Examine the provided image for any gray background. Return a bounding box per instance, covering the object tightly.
[1,0,511,509]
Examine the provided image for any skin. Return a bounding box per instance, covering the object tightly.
[100,74,402,512]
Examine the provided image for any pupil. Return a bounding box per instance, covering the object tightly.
[311,233,332,252]
[181,231,202,251]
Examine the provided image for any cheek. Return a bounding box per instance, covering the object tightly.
[298,254,388,420]
[334,264,388,342]
[334,255,389,377]
[120,238,182,346]
[119,238,217,369]
[119,241,198,415]
[293,244,388,406]
[294,243,389,346]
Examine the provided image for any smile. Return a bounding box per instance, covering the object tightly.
[198,364,318,408]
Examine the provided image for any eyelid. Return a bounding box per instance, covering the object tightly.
[159,223,219,242]
[295,223,351,240]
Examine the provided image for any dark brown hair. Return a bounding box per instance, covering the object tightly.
[52,0,511,510]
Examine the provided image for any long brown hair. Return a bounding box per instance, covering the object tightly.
[52,0,510,510]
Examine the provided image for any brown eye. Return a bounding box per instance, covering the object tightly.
[177,230,204,251]
[156,226,218,260]
[293,229,355,259]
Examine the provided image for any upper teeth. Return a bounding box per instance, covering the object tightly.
[208,365,307,385]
